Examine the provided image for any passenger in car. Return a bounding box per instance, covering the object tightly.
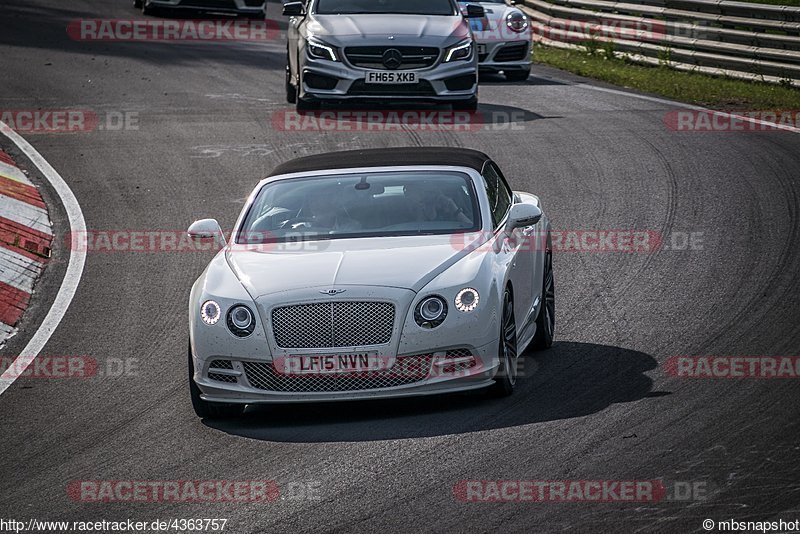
[404,183,473,226]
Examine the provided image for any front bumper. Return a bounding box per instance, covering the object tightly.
[194,340,501,404]
[475,38,532,73]
[148,0,264,15]
[298,55,478,104]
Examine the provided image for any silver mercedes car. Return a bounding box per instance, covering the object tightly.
[135,0,265,17]
[186,148,555,418]
[283,0,486,111]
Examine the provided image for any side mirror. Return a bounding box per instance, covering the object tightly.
[283,1,306,16]
[465,4,486,18]
[507,203,542,230]
[188,219,225,242]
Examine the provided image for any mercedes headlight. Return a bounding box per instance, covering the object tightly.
[307,38,339,62]
[445,39,473,62]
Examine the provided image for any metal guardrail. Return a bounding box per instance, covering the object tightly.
[520,0,800,85]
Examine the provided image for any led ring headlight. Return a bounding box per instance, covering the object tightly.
[227,305,256,338]
[455,288,480,312]
[200,300,221,325]
[506,12,529,33]
[414,296,448,329]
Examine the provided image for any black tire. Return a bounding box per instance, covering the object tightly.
[133,0,143,8]
[286,64,297,104]
[491,289,518,397]
[188,345,244,419]
[531,236,555,350]
[142,1,158,15]
[452,97,479,111]
[505,68,531,82]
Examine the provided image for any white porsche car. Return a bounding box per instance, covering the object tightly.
[187,148,554,418]
[460,0,533,81]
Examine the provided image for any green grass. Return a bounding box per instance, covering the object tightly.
[533,45,800,110]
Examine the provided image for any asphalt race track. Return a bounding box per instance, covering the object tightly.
[1,0,800,532]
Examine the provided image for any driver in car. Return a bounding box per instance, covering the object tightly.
[292,191,361,232]
[405,183,473,226]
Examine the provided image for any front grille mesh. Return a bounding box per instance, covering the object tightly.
[446,349,474,359]
[182,0,237,8]
[442,349,477,373]
[494,42,529,62]
[345,46,439,70]
[208,360,237,383]
[271,301,395,348]
[348,80,437,97]
[243,354,432,392]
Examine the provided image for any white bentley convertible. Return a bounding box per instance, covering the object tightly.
[187,148,554,418]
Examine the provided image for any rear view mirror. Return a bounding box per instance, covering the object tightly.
[283,1,306,16]
[465,4,486,18]
[507,203,542,230]
[188,219,225,242]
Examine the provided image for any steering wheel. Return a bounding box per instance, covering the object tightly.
[280,217,315,230]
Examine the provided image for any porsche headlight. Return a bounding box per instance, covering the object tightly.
[445,39,473,62]
[415,296,448,328]
[200,300,221,325]
[227,305,256,338]
[455,288,480,312]
[307,38,339,61]
[506,12,529,33]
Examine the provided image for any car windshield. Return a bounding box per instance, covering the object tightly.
[237,171,481,244]
[315,0,457,16]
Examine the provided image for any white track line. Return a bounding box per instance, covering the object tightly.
[0,160,31,184]
[0,122,86,396]
[575,83,800,134]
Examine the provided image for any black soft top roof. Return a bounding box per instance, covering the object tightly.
[269,147,492,177]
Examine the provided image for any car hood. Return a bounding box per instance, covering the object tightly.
[460,2,526,33]
[461,2,519,19]
[226,234,484,298]
[308,14,470,47]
